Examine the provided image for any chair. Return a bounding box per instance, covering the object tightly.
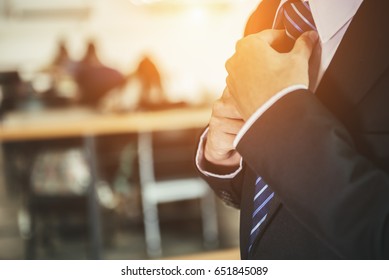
[3,139,92,259]
[137,129,218,258]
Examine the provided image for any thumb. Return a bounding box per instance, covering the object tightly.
[255,29,287,46]
[292,31,319,59]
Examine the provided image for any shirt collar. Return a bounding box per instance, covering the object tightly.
[275,0,363,43]
[309,0,363,42]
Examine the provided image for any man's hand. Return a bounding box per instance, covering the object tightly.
[225,29,319,120]
[204,88,244,169]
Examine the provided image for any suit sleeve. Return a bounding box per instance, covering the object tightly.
[236,89,389,259]
[198,164,244,209]
[196,130,245,209]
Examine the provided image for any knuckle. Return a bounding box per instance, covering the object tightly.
[225,75,234,91]
[225,57,234,72]
[235,38,245,50]
[225,59,231,71]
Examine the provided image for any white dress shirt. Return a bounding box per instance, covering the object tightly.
[196,0,363,179]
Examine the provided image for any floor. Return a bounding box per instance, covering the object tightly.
[0,147,240,260]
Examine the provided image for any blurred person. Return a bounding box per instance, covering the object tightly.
[80,40,102,67]
[100,55,186,112]
[196,0,389,259]
[50,40,78,73]
[38,40,80,106]
[76,40,124,107]
[135,55,167,109]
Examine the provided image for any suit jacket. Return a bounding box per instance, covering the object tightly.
[200,0,389,259]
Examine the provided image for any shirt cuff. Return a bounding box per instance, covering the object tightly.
[195,127,243,179]
[233,84,308,148]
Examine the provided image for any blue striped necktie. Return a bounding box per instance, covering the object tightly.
[278,0,317,39]
[248,177,274,252]
[247,0,317,253]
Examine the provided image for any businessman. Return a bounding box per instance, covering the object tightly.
[196,0,389,259]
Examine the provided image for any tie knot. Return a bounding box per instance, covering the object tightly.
[278,0,317,40]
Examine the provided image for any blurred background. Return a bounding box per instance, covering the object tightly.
[0,0,259,260]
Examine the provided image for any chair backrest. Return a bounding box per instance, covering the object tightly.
[137,128,202,185]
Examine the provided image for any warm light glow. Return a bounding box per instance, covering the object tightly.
[187,6,207,24]
[129,0,248,14]
[0,0,257,104]
[129,0,242,6]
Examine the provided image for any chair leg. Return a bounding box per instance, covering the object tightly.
[24,212,36,260]
[200,191,219,249]
[142,200,162,258]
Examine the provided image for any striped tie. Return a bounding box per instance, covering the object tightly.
[248,177,274,252]
[278,0,317,40]
[247,0,317,253]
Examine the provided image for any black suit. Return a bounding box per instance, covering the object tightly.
[199,0,389,259]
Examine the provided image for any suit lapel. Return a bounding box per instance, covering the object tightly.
[316,0,389,127]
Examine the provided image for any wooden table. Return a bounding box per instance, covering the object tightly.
[0,106,211,141]
[0,106,211,259]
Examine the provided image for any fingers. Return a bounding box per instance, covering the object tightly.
[222,87,232,98]
[206,132,236,153]
[214,88,243,120]
[210,88,244,136]
[224,29,318,122]
[204,130,241,166]
[255,29,288,45]
[206,91,244,166]
[237,29,286,50]
[234,29,318,58]
[221,87,234,103]
[209,115,244,135]
[292,30,319,59]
